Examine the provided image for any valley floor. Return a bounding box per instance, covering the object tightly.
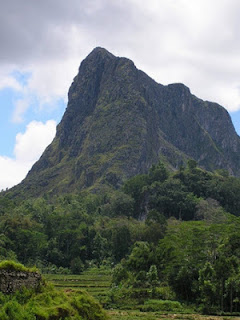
[45,268,240,320]
[109,311,240,320]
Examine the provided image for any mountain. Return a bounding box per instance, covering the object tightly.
[11,47,240,197]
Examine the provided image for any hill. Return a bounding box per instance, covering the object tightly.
[10,47,240,197]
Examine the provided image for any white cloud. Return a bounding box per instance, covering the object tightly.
[12,98,30,123]
[27,57,80,105]
[0,157,31,192]
[0,75,22,91]
[14,120,56,162]
[0,65,23,92]
[117,0,240,112]
[0,120,56,190]
[9,58,80,123]
[9,28,91,121]
[1,0,240,116]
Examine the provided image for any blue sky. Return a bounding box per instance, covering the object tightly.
[1,0,240,190]
[0,73,66,158]
[231,111,240,136]
[0,69,67,157]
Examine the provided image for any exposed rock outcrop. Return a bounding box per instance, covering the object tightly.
[0,268,41,294]
[10,47,240,197]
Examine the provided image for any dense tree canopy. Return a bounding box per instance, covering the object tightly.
[1,162,240,313]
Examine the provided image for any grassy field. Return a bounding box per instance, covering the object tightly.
[44,268,240,320]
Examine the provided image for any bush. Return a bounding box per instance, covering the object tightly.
[40,263,71,274]
[0,282,107,320]
[71,292,107,320]
[154,286,176,300]
[70,257,84,274]
[112,264,129,285]
[0,260,37,273]
[140,299,183,312]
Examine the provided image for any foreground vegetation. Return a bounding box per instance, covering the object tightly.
[1,161,240,314]
[0,262,106,320]
[0,286,107,320]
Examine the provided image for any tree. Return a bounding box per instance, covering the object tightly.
[123,174,149,217]
[148,161,169,184]
[112,224,131,262]
[195,198,227,223]
[147,265,159,297]
[127,241,153,272]
[198,262,217,313]
[187,159,197,171]
[110,191,134,217]
[112,264,129,285]
[149,179,198,220]
[92,232,108,267]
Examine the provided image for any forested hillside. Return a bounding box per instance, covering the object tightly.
[1,162,240,313]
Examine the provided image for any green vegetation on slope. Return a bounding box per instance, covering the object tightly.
[1,162,240,314]
[0,262,107,320]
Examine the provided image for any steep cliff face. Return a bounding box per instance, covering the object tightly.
[11,47,240,196]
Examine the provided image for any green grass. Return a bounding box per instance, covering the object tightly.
[140,299,183,312]
[0,260,38,273]
[44,267,112,303]
[0,284,107,320]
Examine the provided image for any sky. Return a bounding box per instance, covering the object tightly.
[1,0,240,190]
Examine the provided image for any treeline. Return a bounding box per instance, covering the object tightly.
[0,192,166,272]
[1,161,240,312]
[124,159,240,220]
[112,217,240,313]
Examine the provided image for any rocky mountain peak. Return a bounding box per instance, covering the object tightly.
[87,46,115,59]
[10,48,240,197]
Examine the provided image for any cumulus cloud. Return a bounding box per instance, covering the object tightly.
[0,157,30,192]
[0,120,56,190]
[0,74,22,91]
[0,0,239,115]
[0,66,24,92]
[120,0,240,111]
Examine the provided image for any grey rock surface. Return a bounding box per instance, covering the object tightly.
[10,47,240,197]
[0,269,42,294]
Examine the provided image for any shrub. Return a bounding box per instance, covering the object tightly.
[0,260,37,273]
[154,286,176,300]
[112,264,129,285]
[140,299,183,312]
[71,291,107,320]
[70,257,84,274]
[0,279,107,320]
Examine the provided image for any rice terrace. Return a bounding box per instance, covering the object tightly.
[45,267,240,320]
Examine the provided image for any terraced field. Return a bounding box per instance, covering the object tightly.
[45,269,240,320]
[44,267,111,303]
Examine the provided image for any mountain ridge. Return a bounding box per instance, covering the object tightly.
[10,47,240,197]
